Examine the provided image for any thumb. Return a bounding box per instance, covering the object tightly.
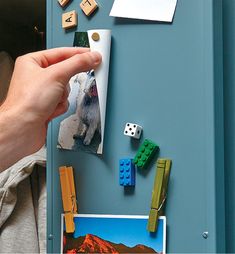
[48,51,102,84]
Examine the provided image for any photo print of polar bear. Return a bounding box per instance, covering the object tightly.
[57,30,111,154]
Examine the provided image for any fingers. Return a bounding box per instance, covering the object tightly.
[25,47,90,67]
[49,84,71,120]
[48,51,102,84]
[49,100,70,120]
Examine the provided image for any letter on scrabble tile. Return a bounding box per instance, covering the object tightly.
[62,10,77,29]
[80,0,98,16]
[58,0,71,8]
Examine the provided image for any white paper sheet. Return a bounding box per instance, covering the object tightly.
[110,0,177,22]
[88,30,111,154]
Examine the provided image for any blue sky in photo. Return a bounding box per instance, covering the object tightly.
[67,216,164,252]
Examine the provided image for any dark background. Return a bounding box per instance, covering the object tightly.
[0,0,46,60]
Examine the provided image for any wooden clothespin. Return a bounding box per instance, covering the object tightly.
[59,166,77,233]
[147,159,172,232]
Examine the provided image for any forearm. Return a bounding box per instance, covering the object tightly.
[0,48,101,172]
[0,107,39,172]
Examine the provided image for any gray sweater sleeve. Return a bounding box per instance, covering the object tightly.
[0,147,46,253]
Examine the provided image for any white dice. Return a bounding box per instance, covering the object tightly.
[124,123,142,139]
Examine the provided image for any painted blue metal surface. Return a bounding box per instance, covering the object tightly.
[47,0,225,253]
[223,1,235,253]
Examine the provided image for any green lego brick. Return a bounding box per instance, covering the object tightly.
[147,209,159,232]
[133,139,159,169]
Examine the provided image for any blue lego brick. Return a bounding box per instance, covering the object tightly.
[119,159,136,186]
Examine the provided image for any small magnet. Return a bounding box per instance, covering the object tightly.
[92,32,100,41]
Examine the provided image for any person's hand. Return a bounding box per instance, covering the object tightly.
[0,48,101,171]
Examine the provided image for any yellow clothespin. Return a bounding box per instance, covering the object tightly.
[147,159,172,232]
[59,166,77,233]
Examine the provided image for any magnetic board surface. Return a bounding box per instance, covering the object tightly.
[47,0,225,253]
[223,0,235,252]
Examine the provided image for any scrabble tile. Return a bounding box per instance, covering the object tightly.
[58,0,71,8]
[62,10,77,29]
[80,0,98,16]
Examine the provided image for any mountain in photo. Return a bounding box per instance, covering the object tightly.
[63,233,160,253]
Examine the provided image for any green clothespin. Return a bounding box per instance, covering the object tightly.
[147,159,172,232]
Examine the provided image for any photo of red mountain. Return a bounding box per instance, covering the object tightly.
[63,233,160,254]
[61,215,166,254]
